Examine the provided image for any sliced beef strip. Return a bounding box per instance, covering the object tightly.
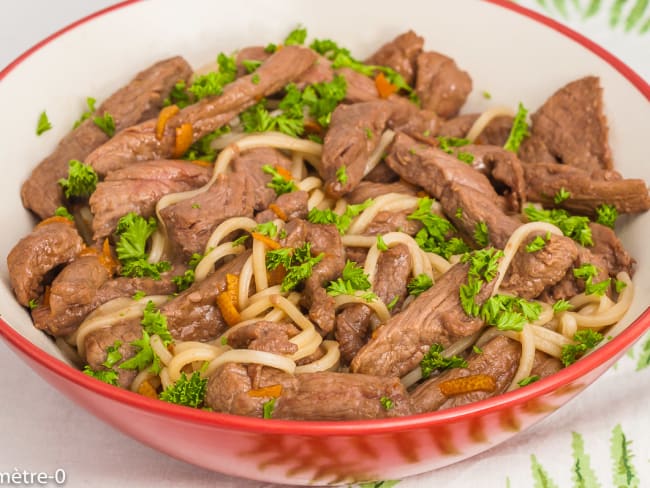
[438,113,478,138]
[364,210,423,237]
[518,76,612,171]
[500,233,579,299]
[205,363,411,420]
[235,46,272,77]
[351,262,493,378]
[345,180,418,204]
[87,46,317,176]
[336,66,381,103]
[227,321,299,355]
[365,30,424,86]
[363,162,399,183]
[335,244,412,364]
[589,222,634,276]
[161,172,257,257]
[90,160,211,241]
[32,266,180,337]
[255,190,309,223]
[415,51,472,118]
[84,317,143,389]
[461,144,526,212]
[386,132,500,206]
[530,350,562,379]
[7,221,84,307]
[321,101,439,198]
[21,56,193,218]
[410,335,521,413]
[522,162,650,216]
[281,220,346,334]
[160,251,250,342]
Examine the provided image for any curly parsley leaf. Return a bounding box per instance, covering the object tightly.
[473,221,489,247]
[266,242,324,292]
[73,97,97,128]
[262,165,298,195]
[83,365,118,386]
[163,81,191,109]
[407,274,433,297]
[307,199,373,234]
[115,213,171,279]
[573,263,610,296]
[54,206,74,221]
[503,102,529,152]
[284,25,307,45]
[141,301,173,346]
[554,187,571,204]
[336,165,348,184]
[102,341,123,368]
[159,371,207,408]
[420,343,468,379]
[326,260,372,297]
[184,125,230,162]
[36,111,52,135]
[188,53,237,100]
[480,295,542,332]
[58,160,98,198]
[242,59,262,73]
[525,235,547,253]
[524,205,593,246]
[517,375,540,387]
[93,111,115,137]
[553,299,573,312]
[380,396,394,410]
[118,330,155,372]
[561,330,603,366]
[262,398,277,419]
[376,234,388,251]
[595,203,618,229]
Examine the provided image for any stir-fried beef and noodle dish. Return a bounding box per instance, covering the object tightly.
[7,28,650,420]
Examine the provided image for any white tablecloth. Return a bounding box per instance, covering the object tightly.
[1,2,648,486]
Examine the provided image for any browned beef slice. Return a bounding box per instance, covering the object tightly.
[227,321,299,355]
[365,30,424,86]
[519,76,612,171]
[255,191,309,223]
[386,132,499,204]
[206,363,411,419]
[589,223,634,276]
[7,221,84,307]
[231,147,293,212]
[438,114,478,138]
[475,115,515,146]
[90,160,211,241]
[440,183,520,249]
[161,172,257,257]
[531,350,562,379]
[363,162,399,183]
[351,263,493,378]
[87,46,317,176]
[345,180,418,204]
[235,46,271,76]
[337,67,380,103]
[462,144,526,212]
[84,318,143,389]
[500,233,579,299]
[282,220,346,334]
[21,56,192,218]
[321,101,439,198]
[415,51,472,118]
[410,335,521,413]
[33,269,179,337]
[365,210,423,237]
[161,251,250,342]
[522,162,650,216]
[336,244,412,364]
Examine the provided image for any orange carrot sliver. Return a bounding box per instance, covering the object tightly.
[172,122,193,158]
[217,291,240,327]
[99,238,118,275]
[248,384,283,398]
[251,232,281,250]
[375,72,398,99]
[155,104,180,141]
[36,216,75,228]
[268,203,287,221]
[439,374,497,396]
[274,165,293,181]
[138,380,158,399]
[225,273,239,306]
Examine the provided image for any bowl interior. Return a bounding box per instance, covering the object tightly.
[0,0,648,409]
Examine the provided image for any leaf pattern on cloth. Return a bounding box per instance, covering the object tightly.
[610,425,640,488]
[571,432,601,488]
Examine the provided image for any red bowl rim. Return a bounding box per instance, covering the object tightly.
[1,0,649,436]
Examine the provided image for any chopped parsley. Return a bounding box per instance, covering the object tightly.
[93,111,115,137]
[456,151,475,164]
[407,274,433,297]
[473,221,489,247]
[172,253,203,292]
[159,371,207,408]
[553,299,573,312]
[326,260,373,298]
[242,59,262,73]
[188,53,237,100]
[561,330,603,366]
[284,26,307,45]
[479,294,542,331]
[73,97,96,128]
[118,330,155,372]
[58,160,98,198]
[115,212,171,279]
[307,199,373,235]
[437,136,474,164]
[517,375,540,387]
[365,127,374,139]
[386,295,399,311]
[595,203,618,229]
[83,366,118,386]
[554,187,571,204]
[455,207,463,220]
[614,279,627,293]
[262,165,298,196]
[407,197,470,259]
[241,99,303,137]
[36,111,52,135]
[573,263,611,296]
[254,221,278,238]
[266,242,324,292]
[163,81,191,108]
[482,91,492,99]
[28,299,39,310]
[54,206,74,221]
[132,290,146,301]
[251,73,260,85]
[525,235,547,253]
[102,341,123,368]
[184,125,231,162]
[524,205,592,247]
[458,248,503,317]
[503,103,529,153]
[141,301,173,346]
[262,398,277,419]
[232,234,250,247]
[380,396,394,410]
[376,234,388,251]
[336,165,348,184]
[472,345,483,354]
[420,343,468,379]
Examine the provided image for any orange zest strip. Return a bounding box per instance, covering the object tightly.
[188,159,212,168]
[137,380,158,399]
[78,246,99,257]
[375,72,398,99]
[155,104,180,141]
[43,286,51,310]
[172,122,193,158]
[216,292,241,327]
[99,238,119,275]
[251,232,281,250]
[36,216,75,228]
[225,273,239,306]
[248,384,283,398]
[268,203,287,221]
[274,165,293,181]
[439,374,497,396]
